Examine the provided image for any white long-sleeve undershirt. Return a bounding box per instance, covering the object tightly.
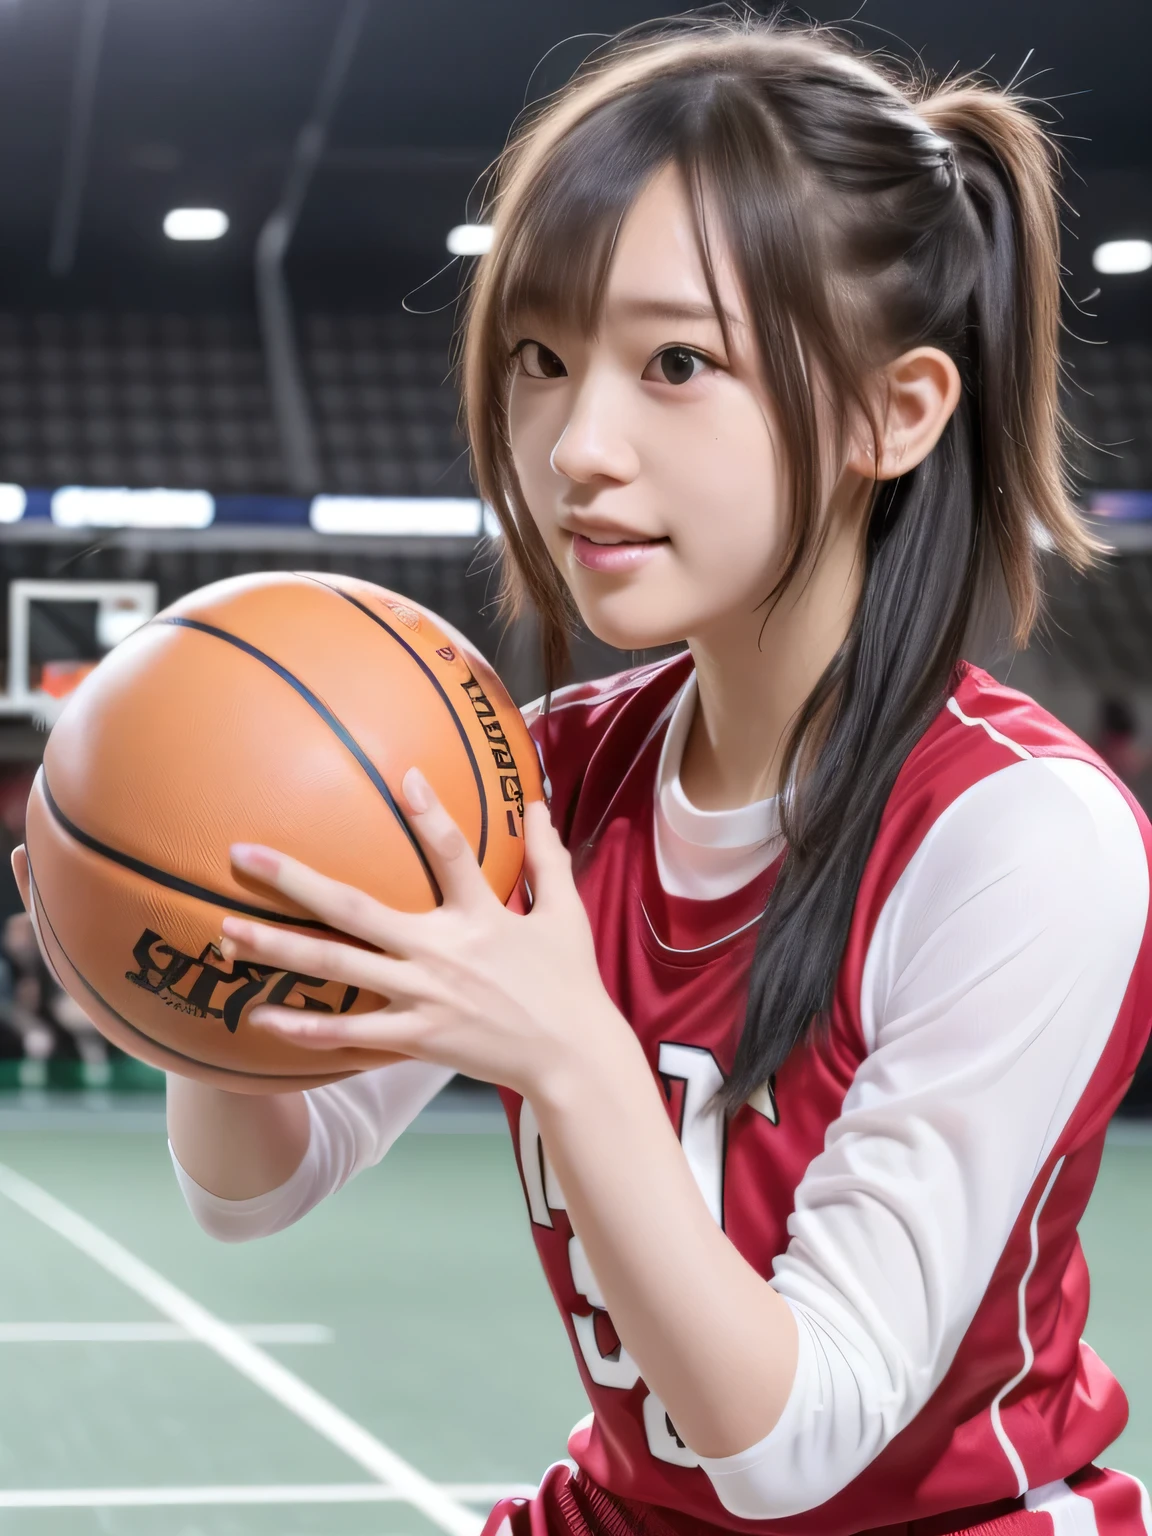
[170,687,1149,1518]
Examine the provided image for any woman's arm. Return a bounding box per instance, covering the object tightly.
[531,1024,800,1454]
[167,1058,455,1241]
[166,1076,310,1201]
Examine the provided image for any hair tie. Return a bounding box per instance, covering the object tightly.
[908,111,960,186]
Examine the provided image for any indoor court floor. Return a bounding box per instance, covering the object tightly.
[0,1096,1147,1536]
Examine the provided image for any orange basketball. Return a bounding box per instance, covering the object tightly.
[23,572,543,1093]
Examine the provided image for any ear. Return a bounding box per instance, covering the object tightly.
[845,346,962,482]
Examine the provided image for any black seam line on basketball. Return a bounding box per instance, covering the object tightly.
[39,773,337,933]
[300,575,489,867]
[160,615,442,905]
[26,861,331,1083]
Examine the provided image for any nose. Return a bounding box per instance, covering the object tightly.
[549,375,640,487]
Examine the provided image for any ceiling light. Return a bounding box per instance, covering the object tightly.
[309,496,483,537]
[51,487,215,529]
[163,207,229,242]
[0,483,26,523]
[1092,239,1152,275]
[446,224,493,257]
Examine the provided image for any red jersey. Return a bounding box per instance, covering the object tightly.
[495,652,1152,1536]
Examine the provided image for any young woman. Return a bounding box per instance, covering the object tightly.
[163,19,1152,1536]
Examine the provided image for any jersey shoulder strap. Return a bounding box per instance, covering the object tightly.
[529,652,692,845]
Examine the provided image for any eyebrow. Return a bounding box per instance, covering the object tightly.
[609,296,741,328]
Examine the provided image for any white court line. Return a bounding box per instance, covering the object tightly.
[0,1162,483,1536]
[0,1482,537,1509]
[0,1322,332,1344]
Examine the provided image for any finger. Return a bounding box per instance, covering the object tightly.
[229,845,419,952]
[246,1002,421,1055]
[10,846,30,913]
[402,767,493,909]
[14,850,65,986]
[219,919,417,997]
[522,801,578,912]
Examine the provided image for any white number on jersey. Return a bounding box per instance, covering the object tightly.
[517,1042,757,1465]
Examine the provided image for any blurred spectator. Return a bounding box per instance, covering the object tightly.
[0,765,35,924]
[1094,697,1152,785]
[0,911,56,1065]
[1094,700,1152,1118]
[0,768,108,1075]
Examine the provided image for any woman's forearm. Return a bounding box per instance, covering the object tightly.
[531,1016,798,1460]
[166,1074,311,1200]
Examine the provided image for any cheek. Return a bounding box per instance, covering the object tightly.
[507,383,563,548]
[654,388,786,583]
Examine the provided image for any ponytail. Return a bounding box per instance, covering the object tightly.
[726,77,1100,1109]
[919,86,1100,628]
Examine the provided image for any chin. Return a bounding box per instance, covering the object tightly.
[579,605,688,656]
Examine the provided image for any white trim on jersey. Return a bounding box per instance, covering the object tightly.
[990,1155,1066,1495]
[1025,1479,1102,1536]
[639,899,767,955]
[946,695,1032,759]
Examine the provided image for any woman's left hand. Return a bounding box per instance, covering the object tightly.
[220,769,626,1099]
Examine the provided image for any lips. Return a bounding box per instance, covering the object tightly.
[570,531,668,573]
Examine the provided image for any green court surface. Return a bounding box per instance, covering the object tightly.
[0,1099,1147,1536]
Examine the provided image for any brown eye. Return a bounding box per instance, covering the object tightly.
[654,346,705,386]
[516,341,567,379]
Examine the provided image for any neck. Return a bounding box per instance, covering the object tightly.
[678,514,864,812]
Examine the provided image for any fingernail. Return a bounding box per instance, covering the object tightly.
[219,937,237,958]
[231,843,276,874]
[403,767,430,813]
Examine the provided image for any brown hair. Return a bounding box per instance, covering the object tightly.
[460,15,1099,1105]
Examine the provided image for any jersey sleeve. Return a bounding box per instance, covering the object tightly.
[170,1059,454,1241]
[697,756,1150,1519]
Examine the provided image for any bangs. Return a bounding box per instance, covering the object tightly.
[493,84,709,343]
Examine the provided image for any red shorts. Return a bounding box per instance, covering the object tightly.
[480,1462,1151,1536]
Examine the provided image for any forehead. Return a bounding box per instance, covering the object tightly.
[598,166,748,331]
[504,161,749,341]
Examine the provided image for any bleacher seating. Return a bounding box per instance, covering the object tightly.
[0,309,469,497]
[302,312,471,497]
[0,312,282,492]
[1064,341,1152,490]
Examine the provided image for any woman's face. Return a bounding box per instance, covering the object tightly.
[507,165,790,653]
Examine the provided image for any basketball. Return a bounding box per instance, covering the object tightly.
[21,572,543,1093]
